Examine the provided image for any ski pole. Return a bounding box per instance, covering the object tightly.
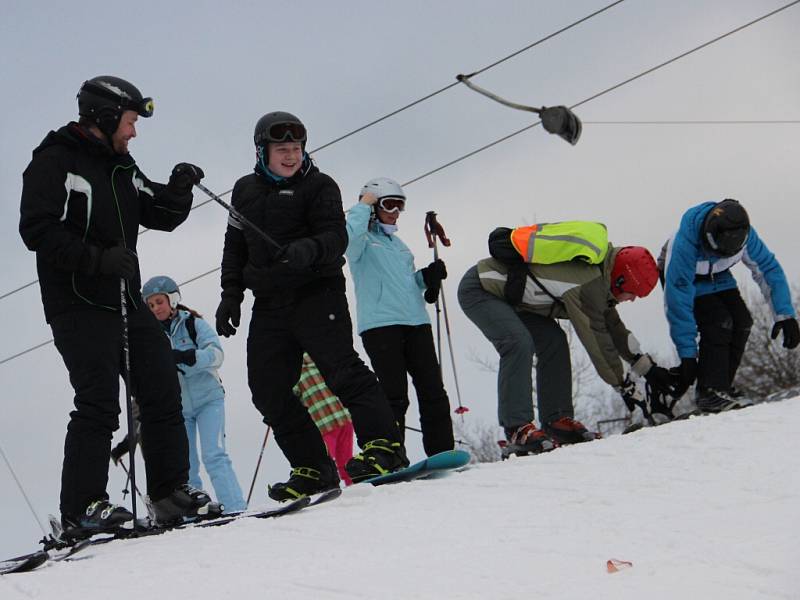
[424,212,469,418]
[246,426,271,508]
[195,182,284,253]
[404,424,471,448]
[424,212,448,372]
[0,442,46,535]
[118,457,145,504]
[120,278,139,524]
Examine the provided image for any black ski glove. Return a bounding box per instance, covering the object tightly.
[275,238,318,268]
[98,246,138,279]
[110,422,141,465]
[423,286,440,304]
[670,357,697,397]
[421,259,447,288]
[421,259,447,304]
[167,162,205,196]
[173,349,197,367]
[771,317,800,349]
[215,294,242,337]
[644,364,678,396]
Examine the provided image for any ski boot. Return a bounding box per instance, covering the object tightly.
[728,386,755,408]
[61,499,134,541]
[268,458,340,502]
[345,439,409,483]
[543,417,599,445]
[149,484,222,527]
[694,388,740,413]
[499,423,556,459]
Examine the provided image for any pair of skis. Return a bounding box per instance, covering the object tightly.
[1,488,342,575]
[2,449,473,575]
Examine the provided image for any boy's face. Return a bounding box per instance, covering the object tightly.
[267,142,303,178]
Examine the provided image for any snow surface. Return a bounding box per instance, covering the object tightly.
[2,399,797,600]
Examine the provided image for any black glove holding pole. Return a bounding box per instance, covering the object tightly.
[422,259,447,304]
[167,162,205,196]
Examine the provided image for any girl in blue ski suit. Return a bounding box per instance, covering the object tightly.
[143,276,246,513]
[345,178,454,456]
[660,199,798,409]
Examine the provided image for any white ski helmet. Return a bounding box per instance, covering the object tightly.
[142,275,181,309]
[360,177,406,204]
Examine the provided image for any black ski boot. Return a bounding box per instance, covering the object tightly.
[695,388,739,413]
[150,484,222,527]
[268,458,340,502]
[500,423,556,459]
[345,439,410,483]
[61,500,134,540]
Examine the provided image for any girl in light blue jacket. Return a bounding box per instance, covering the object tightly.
[345,178,454,456]
[143,276,246,513]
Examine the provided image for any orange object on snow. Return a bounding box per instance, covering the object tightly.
[606,559,633,573]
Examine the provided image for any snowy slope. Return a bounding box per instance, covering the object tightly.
[2,399,797,600]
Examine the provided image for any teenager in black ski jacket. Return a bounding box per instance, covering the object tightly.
[19,75,215,535]
[215,111,409,497]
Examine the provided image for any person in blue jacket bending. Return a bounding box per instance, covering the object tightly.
[142,276,247,513]
[345,177,454,456]
[661,199,798,412]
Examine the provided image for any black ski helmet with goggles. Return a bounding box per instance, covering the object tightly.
[253,112,307,150]
[77,76,154,139]
[701,199,750,258]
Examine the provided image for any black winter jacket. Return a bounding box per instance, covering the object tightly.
[19,123,193,321]
[220,160,347,301]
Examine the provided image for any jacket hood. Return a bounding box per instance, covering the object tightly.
[32,122,118,160]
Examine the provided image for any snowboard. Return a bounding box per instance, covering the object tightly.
[363,449,471,486]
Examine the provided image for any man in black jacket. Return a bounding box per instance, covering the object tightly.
[19,75,214,534]
[215,111,409,496]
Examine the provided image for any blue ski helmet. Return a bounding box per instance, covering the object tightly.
[142,275,180,308]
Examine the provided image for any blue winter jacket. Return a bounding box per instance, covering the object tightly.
[345,203,430,334]
[168,310,225,415]
[663,201,795,359]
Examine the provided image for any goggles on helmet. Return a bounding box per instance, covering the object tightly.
[81,81,154,118]
[377,197,405,213]
[259,121,307,144]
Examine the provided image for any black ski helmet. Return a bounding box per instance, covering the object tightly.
[701,199,750,257]
[253,111,307,149]
[77,76,154,139]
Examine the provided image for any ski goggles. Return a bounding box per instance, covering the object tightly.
[81,81,154,118]
[261,121,307,144]
[378,197,405,213]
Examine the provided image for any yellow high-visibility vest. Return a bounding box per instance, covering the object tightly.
[509,221,608,265]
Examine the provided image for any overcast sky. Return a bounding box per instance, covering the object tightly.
[1,0,798,557]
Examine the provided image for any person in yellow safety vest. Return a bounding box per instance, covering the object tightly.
[457,225,675,456]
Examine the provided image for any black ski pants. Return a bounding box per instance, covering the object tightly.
[50,307,188,518]
[694,287,753,390]
[247,286,401,470]
[361,324,454,456]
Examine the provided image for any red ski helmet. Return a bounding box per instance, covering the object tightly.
[610,246,658,299]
